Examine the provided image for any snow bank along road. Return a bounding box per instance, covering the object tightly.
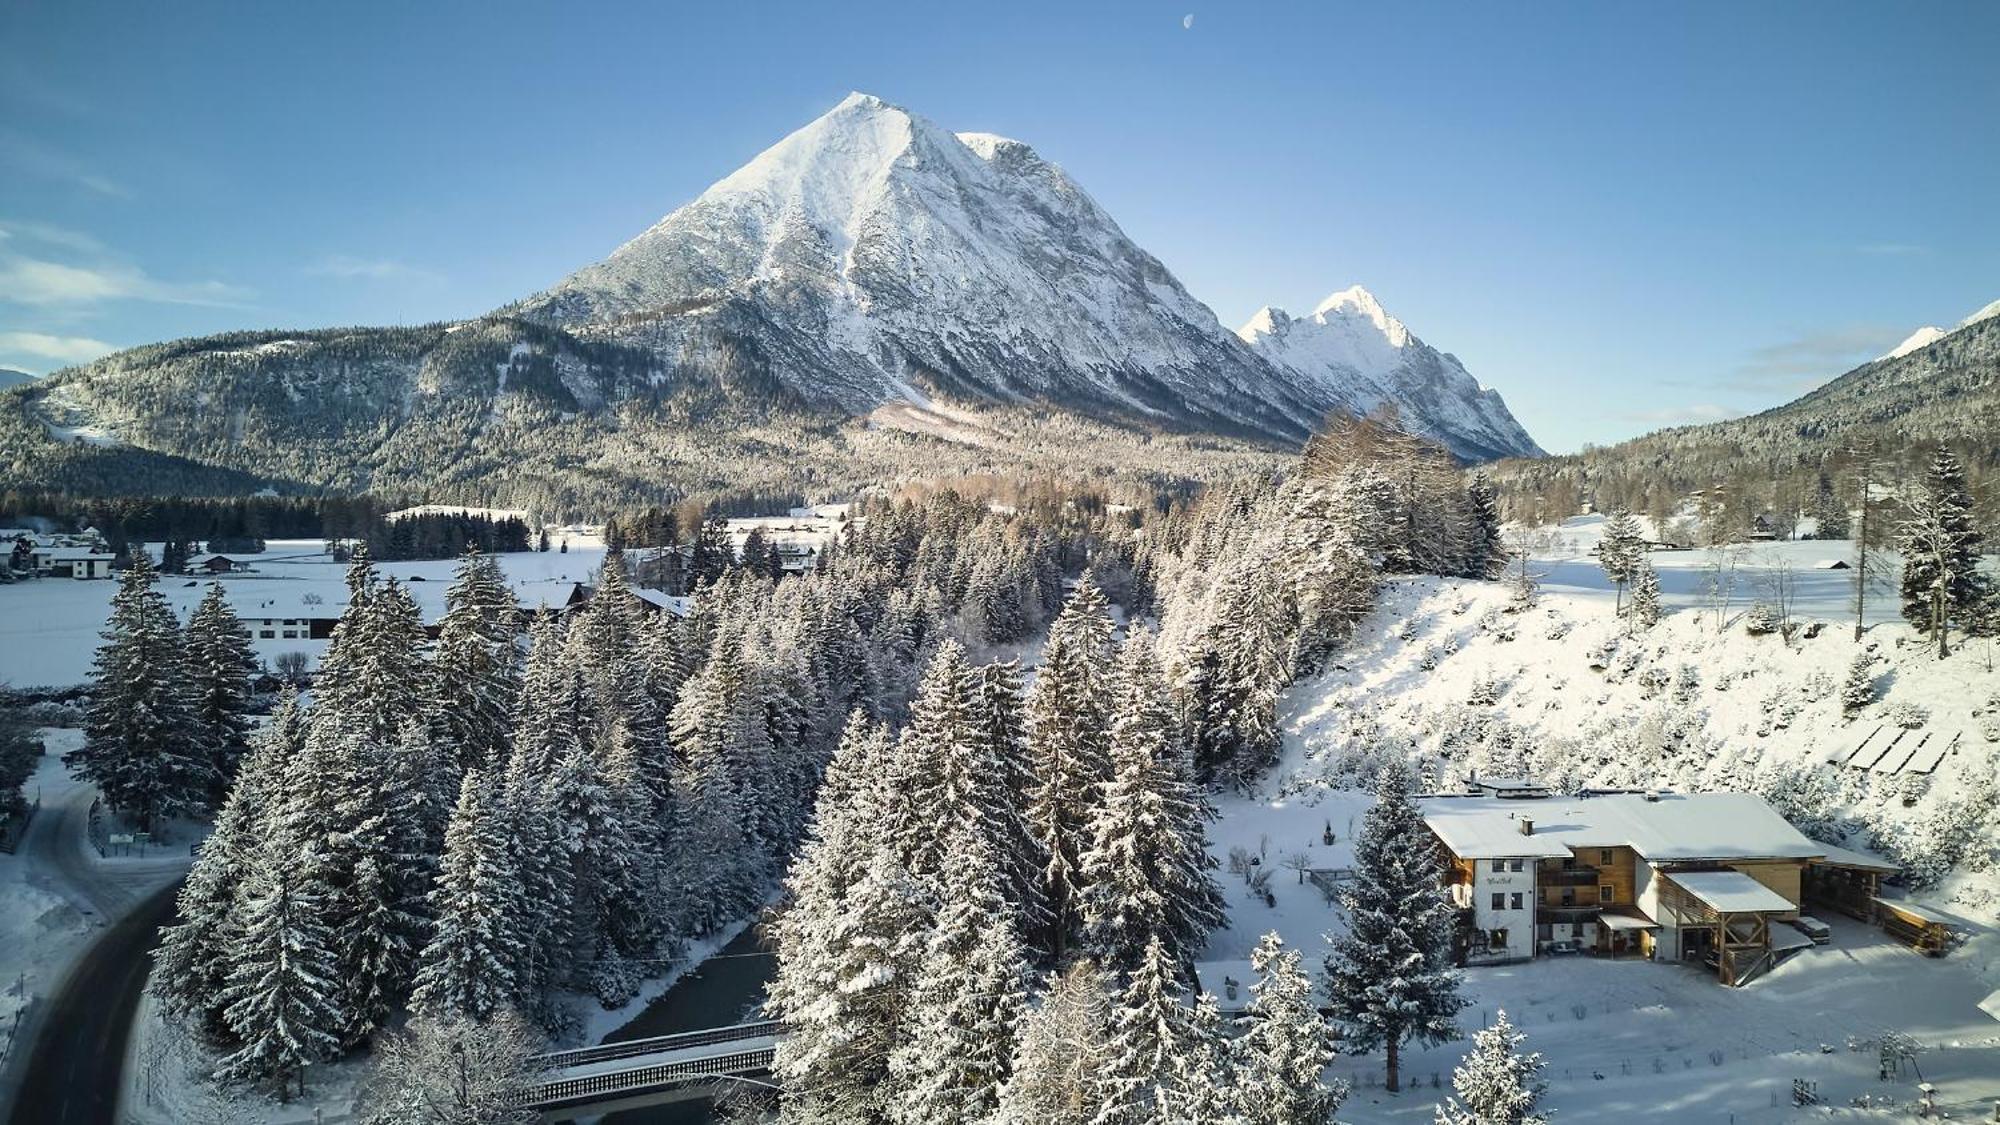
[0,747,192,1122]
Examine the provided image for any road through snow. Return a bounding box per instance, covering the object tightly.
[0,742,192,1120]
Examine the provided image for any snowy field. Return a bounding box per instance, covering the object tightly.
[1198,519,2000,1121]
[0,540,620,689]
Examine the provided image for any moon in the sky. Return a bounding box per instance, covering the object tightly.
[1183,13,1194,29]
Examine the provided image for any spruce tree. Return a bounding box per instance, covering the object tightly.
[1841,651,1877,715]
[411,770,521,1021]
[1163,991,1241,1125]
[1325,760,1466,1092]
[1098,935,1196,1122]
[216,823,344,1101]
[152,695,300,1040]
[977,659,1048,935]
[1598,509,1645,614]
[1464,473,1507,579]
[769,847,931,1125]
[1433,1010,1548,1125]
[886,826,1029,1125]
[1897,446,1990,658]
[1080,631,1226,973]
[430,548,519,774]
[1024,577,1118,959]
[72,551,207,828]
[184,582,258,803]
[1233,931,1343,1125]
[1627,560,1663,630]
[1809,471,1851,540]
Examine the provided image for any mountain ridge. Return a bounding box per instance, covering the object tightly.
[0,92,1542,510]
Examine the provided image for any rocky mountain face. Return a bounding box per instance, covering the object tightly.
[1236,286,1543,461]
[1,93,1543,510]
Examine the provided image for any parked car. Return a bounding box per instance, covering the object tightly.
[1790,916,1831,945]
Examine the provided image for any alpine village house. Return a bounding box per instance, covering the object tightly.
[1419,778,1918,986]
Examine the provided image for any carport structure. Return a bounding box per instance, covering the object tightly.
[1658,870,1796,986]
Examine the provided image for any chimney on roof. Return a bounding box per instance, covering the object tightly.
[1518,817,1534,836]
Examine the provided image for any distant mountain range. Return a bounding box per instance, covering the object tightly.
[0,368,35,390]
[0,94,1541,511]
[1485,297,2000,506]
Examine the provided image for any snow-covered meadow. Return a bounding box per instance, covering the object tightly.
[0,541,621,690]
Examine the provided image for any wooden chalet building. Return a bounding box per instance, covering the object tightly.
[1420,783,1900,986]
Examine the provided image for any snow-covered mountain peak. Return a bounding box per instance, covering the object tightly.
[1882,325,1948,361]
[1238,284,1542,460]
[1960,297,2000,329]
[1310,284,1411,347]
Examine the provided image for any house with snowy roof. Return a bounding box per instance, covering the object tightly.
[1418,785,1897,986]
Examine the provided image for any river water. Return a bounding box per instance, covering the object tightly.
[599,925,779,1124]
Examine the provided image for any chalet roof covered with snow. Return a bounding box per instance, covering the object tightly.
[1665,870,1796,914]
[1419,792,1825,863]
[1810,842,1900,873]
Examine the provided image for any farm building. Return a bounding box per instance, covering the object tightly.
[1419,786,1912,986]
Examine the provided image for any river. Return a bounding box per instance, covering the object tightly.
[599,925,780,1124]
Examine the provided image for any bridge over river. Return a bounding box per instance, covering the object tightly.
[521,1020,784,1121]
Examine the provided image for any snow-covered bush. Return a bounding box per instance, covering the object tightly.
[1542,615,1572,642]
[1980,693,2000,743]
[1801,670,1835,703]
[1636,666,1671,699]
[1478,609,1516,643]
[1744,604,1780,636]
[1467,674,1500,707]
[1672,664,1701,704]
[1887,702,1929,730]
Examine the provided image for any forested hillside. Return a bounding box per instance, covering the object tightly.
[1486,314,2000,528]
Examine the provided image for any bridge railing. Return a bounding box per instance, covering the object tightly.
[530,1020,785,1072]
[522,1046,777,1109]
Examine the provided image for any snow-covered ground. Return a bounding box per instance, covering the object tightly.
[0,541,622,689]
[1200,519,2000,1121]
[0,732,194,1105]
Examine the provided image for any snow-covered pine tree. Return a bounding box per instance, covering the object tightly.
[886,825,1030,1125]
[890,640,993,882]
[152,693,301,1040]
[430,548,520,774]
[326,720,432,1046]
[668,638,767,933]
[1841,651,1877,715]
[497,752,575,1021]
[1628,560,1662,630]
[1325,760,1466,1092]
[1464,473,1507,579]
[216,821,344,1101]
[544,738,658,1004]
[411,770,521,1021]
[1598,509,1645,614]
[71,550,208,828]
[1097,934,1197,1122]
[1897,445,1990,658]
[183,582,258,804]
[994,959,1118,1125]
[769,846,932,1125]
[314,569,431,746]
[1025,577,1118,959]
[976,658,1048,938]
[1162,990,1242,1125]
[1233,931,1344,1125]
[1080,631,1226,974]
[1809,471,1851,540]
[1433,1010,1548,1125]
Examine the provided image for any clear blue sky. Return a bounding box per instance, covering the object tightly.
[4,0,1995,452]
